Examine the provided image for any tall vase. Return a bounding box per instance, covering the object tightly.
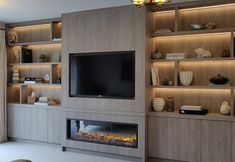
[180,71,193,86]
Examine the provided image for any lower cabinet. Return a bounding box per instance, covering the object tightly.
[201,120,231,162]
[47,109,62,144]
[8,107,32,140]
[8,105,61,144]
[148,116,233,162]
[148,117,201,162]
[31,108,48,142]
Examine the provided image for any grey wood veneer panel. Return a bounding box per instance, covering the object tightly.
[31,108,47,142]
[8,106,32,140]
[172,118,201,162]
[62,6,146,113]
[201,120,232,162]
[47,109,61,144]
[148,117,201,162]
[148,117,174,159]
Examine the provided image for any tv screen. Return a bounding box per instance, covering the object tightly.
[69,51,135,99]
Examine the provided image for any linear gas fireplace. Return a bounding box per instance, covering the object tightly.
[67,119,138,148]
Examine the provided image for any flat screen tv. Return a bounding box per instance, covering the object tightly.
[69,51,135,99]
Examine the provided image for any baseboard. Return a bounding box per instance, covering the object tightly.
[8,137,61,148]
[148,157,186,162]
[64,146,144,162]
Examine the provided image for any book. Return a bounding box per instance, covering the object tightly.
[151,67,160,86]
[34,102,49,106]
[166,53,185,60]
[181,105,203,111]
[179,109,208,115]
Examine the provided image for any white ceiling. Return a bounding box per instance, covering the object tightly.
[0,0,198,23]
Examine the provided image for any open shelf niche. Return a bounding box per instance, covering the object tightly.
[149,2,235,118]
[6,19,62,107]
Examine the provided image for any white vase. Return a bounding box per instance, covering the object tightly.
[180,71,193,86]
[153,98,165,112]
[220,101,231,115]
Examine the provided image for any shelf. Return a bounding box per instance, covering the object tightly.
[151,85,234,90]
[150,57,235,63]
[152,27,235,38]
[8,40,61,47]
[8,62,61,66]
[8,103,62,110]
[8,83,61,87]
[147,111,235,122]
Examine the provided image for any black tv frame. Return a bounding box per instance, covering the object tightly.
[69,51,135,100]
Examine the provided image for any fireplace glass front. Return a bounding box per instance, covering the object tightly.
[67,119,138,148]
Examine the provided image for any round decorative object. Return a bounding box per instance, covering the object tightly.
[12,66,19,83]
[152,98,165,112]
[152,48,163,60]
[190,24,204,30]
[180,71,193,86]
[209,74,229,85]
[44,74,50,83]
[8,31,17,43]
[220,101,231,115]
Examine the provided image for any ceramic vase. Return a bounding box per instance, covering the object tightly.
[152,98,165,112]
[12,66,19,83]
[220,101,231,115]
[180,71,193,86]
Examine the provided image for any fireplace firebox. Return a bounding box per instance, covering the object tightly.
[67,119,138,148]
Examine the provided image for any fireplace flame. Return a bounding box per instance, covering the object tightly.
[77,131,137,147]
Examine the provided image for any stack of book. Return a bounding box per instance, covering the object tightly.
[24,78,43,84]
[166,53,185,60]
[179,105,208,115]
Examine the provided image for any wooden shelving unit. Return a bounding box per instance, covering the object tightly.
[6,19,62,107]
[150,2,235,118]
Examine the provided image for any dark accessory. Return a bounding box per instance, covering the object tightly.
[166,96,174,112]
[179,109,208,115]
[162,78,170,86]
[21,47,32,63]
[209,74,229,85]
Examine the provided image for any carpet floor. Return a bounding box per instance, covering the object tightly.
[0,142,131,162]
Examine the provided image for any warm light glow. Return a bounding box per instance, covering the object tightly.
[12,24,51,31]
[155,10,174,15]
[28,43,61,49]
[180,3,235,12]
[27,85,61,89]
[155,88,230,94]
[156,32,230,39]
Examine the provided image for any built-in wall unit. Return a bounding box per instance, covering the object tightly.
[6,19,62,144]
[148,1,235,162]
[6,1,235,162]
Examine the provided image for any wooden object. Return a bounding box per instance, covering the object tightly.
[62,6,146,113]
[148,117,201,162]
[6,18,62,106]
[27,96,36,104]
[8,104,62,144]
[150,1,235,117]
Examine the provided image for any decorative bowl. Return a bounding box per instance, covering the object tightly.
[180,71,193,86]
[209,74,229,85]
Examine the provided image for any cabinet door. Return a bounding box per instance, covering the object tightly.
[31,108,48,142]
[202,120,231,162]
[8,106,32,140]
[172,118,201,162]
[148,117,174,159]
[47,109,61,144]
[148,117,201,162]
